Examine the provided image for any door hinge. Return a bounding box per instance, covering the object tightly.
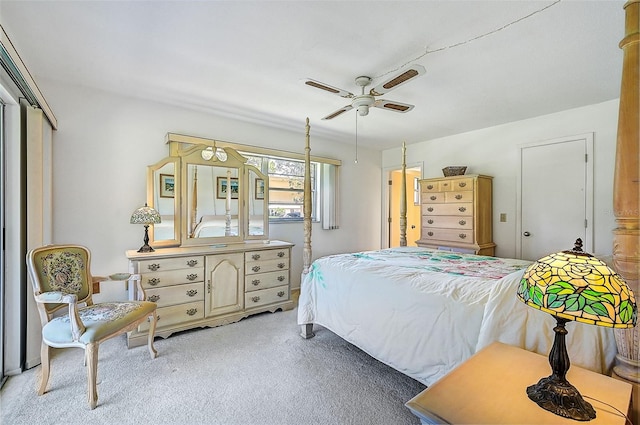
[388,180,393,186]
[585,153,588,163]
[585,219,588,228]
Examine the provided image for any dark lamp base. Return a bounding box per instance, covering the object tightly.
[137,244,155,253]
[527,375,596,421]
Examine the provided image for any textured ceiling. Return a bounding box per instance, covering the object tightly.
[0,0,625,150]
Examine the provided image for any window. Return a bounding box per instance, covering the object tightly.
[243,153,319,222]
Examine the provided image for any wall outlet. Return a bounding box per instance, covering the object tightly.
[500,213,507,222]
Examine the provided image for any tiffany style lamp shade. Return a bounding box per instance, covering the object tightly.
[130,203,161,253]
[517,239,637,421]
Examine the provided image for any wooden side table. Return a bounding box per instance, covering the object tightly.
[406,342,632,425]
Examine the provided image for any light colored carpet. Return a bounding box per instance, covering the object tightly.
[1,308,425,425]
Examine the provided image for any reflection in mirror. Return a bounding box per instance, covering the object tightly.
[186,164,240,239]
[148,158,180,247]
[248,168,265,237]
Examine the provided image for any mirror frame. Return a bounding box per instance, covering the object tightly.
[147,156,181,247]
[148,133,270,248]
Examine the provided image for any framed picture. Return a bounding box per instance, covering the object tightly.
[160,174,175,198]
[217,177,239,199]
[255,178,265,200]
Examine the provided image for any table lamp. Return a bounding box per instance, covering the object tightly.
[517,238,637,421]
[130,203,161,253]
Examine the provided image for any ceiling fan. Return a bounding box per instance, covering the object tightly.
[305,64,426,120]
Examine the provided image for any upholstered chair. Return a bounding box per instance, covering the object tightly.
[26,244,158,409]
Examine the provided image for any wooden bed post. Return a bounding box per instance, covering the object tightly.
[400,142,407,247]
[612,0,639,418]
[301,117,314,339]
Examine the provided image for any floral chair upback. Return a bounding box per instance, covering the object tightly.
[27,244,158,409]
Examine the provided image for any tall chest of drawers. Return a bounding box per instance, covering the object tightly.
[416,174,495,256]
[126,240,294,348]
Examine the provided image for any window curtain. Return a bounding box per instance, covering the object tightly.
[321,163,339,230]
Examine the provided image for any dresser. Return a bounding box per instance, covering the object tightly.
[126,241,294,347]
[416,174,495,256]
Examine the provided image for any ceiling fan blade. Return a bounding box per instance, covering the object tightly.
[369,64,426,96]
[305,79,354,98]
[322,105,353,120]
[373,99,415,113]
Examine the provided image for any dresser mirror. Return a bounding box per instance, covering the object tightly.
[147,157,181,248]
[147,134,269,247]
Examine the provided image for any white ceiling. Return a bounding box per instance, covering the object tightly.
[0,0,625,151]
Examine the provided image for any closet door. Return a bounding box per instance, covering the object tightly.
[519,135,593,261]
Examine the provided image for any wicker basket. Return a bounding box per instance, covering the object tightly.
[442,166,467,177]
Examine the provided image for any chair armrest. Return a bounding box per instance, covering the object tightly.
[35,291,85,341]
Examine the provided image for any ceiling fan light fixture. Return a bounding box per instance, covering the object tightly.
[357,105,369,116]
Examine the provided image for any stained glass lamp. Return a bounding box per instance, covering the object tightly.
[130,203,161,253]
[517,238,637,421]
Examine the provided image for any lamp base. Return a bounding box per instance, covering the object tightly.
[137,244,155,253]
[527,375,596,421]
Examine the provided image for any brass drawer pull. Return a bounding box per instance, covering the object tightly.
[427,231,434,236]
[459,234,467,239]
[252,254,261,260]
[427,207,434,212]
[252,279,261,286]
[148,278,160,286]
[443,183,449,187]
[459,182,467,188]
[277,263,285,269]
[186,289,198,297]
[148,295,160,302]
[277,251,285,257]
[186,308,198,316]
[252,265,261,272]
[458,207,467,212]
[147,263,160,271]
[459,220,466,225]
[251,296,260,303]
[277,291,285,297]
[186,273,198,281]
[186,259,198,267]
[427,219,434,224]
[455,194,462,200]
[277,275,285,282]
[427,184,434,190]
[430,195,437,201]
[148,315,160,322]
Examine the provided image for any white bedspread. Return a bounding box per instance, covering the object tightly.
[297,247,617,386]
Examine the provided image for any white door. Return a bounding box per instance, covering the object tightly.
[519,135,593,261]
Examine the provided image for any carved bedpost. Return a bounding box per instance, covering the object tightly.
[400,142,407,247]
[612,1,640,422]
[301,117,314,339]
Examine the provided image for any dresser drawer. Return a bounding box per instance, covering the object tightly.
[245,270,289,292]
[244,285,289,308]
[421,228,474,244]
[138,300,204,331]
[422,216,473,230]
[245,249,289,262]
[144,282,204,307]
[421,181,442,193]
[138,256,204,273]
[141,267,204,289]
[441,178,473,192]
[422,203,473,216]
[445,191,473,203]
[422,192,445,204]
[246,258,290,275]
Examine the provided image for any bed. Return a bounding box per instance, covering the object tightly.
[296,12,638,383]
[297,246,617,385]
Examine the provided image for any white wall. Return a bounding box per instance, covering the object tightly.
[382,100,619,259]
[41,80,382,301]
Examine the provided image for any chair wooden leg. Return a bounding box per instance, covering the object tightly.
[147,311,158,359]
[86,343,99,409]
[37,342,51,395]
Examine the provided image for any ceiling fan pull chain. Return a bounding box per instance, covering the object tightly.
[355,112,359,164]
